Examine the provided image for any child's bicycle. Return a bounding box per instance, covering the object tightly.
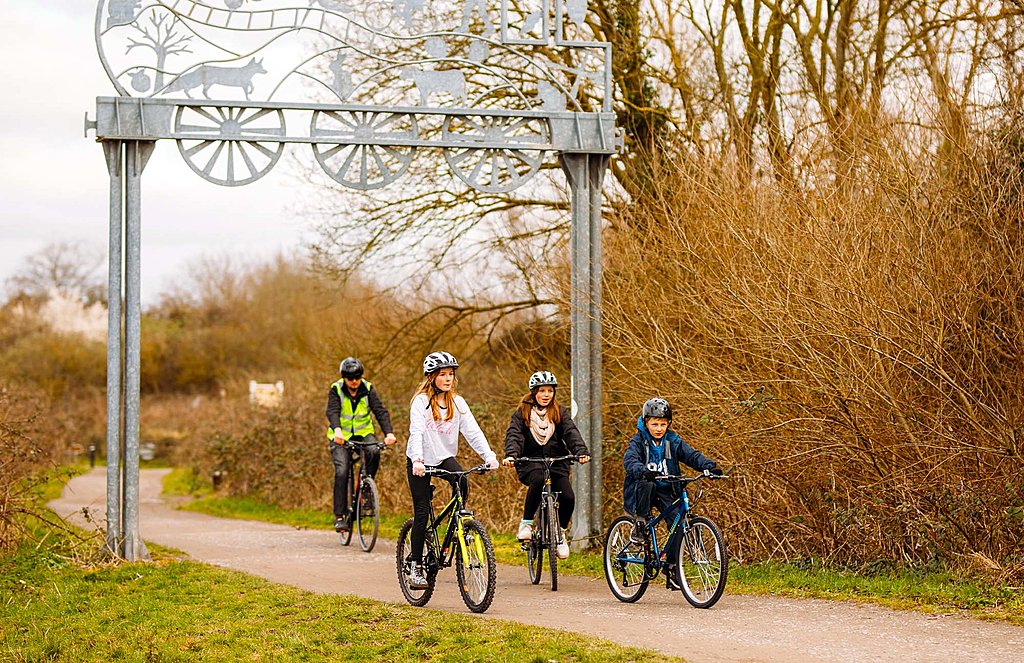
[513,454,582,592]
[603,472,729,608]
[339,439,386,552]
[395,464,498,613]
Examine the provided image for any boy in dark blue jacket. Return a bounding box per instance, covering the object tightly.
[623,397,722,586]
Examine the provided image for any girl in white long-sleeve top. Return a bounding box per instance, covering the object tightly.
[405,351,498,589]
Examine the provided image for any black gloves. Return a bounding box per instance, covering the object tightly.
[642,469,659,481]
[703,466,724,477]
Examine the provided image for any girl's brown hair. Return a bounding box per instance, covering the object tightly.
[413,371,461,421]
[517,388,562,425]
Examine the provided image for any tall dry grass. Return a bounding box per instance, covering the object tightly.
[598,128,1024,577]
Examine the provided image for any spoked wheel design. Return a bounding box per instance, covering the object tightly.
[442,100,549,193]
[174,105,285,186]
[603,516,649,603]
[455,519,496,613]
[396,517,436,607]
[311,110,418,189]
[677,516,728,608]
[546,495,559,592]
[356,476,379,552]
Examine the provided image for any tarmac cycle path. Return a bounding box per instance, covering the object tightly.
[48,468,1024,663]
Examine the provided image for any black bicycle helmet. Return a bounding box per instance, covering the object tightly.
[339,357,364,378]
[422,351,459,375]
[642,397,672,420]
[528,370,558,390]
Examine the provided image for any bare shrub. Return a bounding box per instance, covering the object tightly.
[598,130,1024,575]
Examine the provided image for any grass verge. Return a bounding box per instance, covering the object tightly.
[166,469,1024,627]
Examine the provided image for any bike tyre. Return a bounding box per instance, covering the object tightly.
[339,470,354,546]
[396,517,435,607]
[455,518,497,613]
[356,476,380,552]
[546,494,559,592]
[603,515,649,603]
[527,526,543,585]
[676,516,728,609]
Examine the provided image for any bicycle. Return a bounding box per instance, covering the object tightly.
[395,464,498,613]
[512,454,581,592]
[603,472,729,608]
[338,439,386,552]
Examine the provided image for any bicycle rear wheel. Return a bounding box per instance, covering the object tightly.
[455,518,497,613]
[396,517,435,606]
[356,476,379,552]
[526,527,543,585]
[339,470,354,546]
[546,495,559,592]
[676,516,728,608]
[603,516,649,603]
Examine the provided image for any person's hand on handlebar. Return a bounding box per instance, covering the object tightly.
[412,460,426,476]
[578,454,591,464]
[486,457,500,470]
[502,456,517,467]
[384,433,397,446]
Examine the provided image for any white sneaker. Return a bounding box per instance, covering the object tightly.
[517,521,533,541]
[556,531,570,560]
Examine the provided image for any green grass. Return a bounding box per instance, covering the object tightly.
[0,522,671,662]
[167,468,1024,627]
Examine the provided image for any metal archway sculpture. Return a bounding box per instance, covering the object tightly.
[88,0,617,560]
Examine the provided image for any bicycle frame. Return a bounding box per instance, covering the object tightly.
[423,466,489,573]
[345,440,384,500]
[618,475,707,571]
[514,455,579,548]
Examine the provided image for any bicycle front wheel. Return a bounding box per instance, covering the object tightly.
[603,516,649,603]
[356,476,380,552]
[546,495,559,592]
[455,519,497,613]
[676,516,728,608]
[396,517,435,607]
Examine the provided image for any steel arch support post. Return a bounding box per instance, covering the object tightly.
[102,140,124,557]
[123,140,155,562]
[561,152,609,548]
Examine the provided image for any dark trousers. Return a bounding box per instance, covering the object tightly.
[406,456,466,562]
[519,468,575,529]
[330,435,381,519]
[635,479,683,562]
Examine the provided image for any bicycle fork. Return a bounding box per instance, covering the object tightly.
[457,512,485,567]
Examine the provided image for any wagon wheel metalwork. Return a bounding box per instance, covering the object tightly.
[311,110,418,190]
[442,112,549,193]
[174,105,286,186]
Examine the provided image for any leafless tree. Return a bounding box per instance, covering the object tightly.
[5,242,105,306]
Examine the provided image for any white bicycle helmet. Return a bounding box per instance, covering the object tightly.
[422,351,459,375]
[528,371,558,390]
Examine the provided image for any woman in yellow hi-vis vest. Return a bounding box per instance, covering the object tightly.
[326,357,396,532]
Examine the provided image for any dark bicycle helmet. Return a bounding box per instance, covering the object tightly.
[339,357,364,378]
[642,397,672,420]
[422,351,459,375]
[528,371,558,390]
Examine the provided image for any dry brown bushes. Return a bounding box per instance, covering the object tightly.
[599,132,1024,576]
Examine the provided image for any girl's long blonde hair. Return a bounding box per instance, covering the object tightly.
[517,389,562,425]
[413,372,460,421]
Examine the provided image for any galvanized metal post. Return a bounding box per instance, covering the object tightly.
[562,153,608,546]
[102,140,123,556]
[123,141,155,562]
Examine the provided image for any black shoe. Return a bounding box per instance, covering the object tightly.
[666,565,680,591]
[629,519,648,545]
[334,516,349,532]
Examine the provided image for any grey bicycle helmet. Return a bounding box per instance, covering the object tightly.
[642,397,672,420]
[422,351,459,375]
[528,371,558,390]
[339,357,364,378]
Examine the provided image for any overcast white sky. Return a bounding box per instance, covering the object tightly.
[0,4,309,304]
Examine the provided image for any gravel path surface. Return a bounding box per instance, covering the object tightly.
[49,468,1024,662]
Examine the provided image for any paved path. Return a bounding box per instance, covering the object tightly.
[49,469,1024,662]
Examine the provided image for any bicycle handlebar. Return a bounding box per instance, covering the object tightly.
[344,440,388,451]
[512,454,582,464]
[424,463,493,477]
[655,472,730,483]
